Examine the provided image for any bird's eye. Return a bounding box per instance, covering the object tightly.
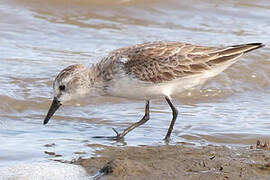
[59,85,65,91]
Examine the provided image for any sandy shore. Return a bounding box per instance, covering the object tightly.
[73,142,270,180]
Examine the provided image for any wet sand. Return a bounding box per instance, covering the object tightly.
[74,143,270,180]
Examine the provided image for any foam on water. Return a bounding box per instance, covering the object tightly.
[0,162,89,180]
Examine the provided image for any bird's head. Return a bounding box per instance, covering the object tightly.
[43,64,90,125]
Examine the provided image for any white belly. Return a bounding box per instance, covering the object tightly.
[106,74,207,100]
[106,61,235,100]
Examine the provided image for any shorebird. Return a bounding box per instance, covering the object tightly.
[43,41,264,141]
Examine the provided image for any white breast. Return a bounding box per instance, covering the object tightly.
[106,74,207,100]
[106,61,235,100]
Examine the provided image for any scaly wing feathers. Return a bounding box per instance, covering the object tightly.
[115,42,264,83]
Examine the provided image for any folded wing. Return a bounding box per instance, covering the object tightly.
[116,42,264,83]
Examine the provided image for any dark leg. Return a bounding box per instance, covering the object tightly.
[113,100,150,140]
[93,100,150,140]
[164,97,178,141]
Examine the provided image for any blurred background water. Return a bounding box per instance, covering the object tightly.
[0,0,270,172]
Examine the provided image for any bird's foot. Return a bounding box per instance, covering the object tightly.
[164,137,170,144]
[164,134,171,143]
[111,128,122,140]
[92,128,124,141]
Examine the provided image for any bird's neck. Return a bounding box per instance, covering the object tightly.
[86,64,107,96]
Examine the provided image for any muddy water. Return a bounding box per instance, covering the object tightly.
[0,0,270,171]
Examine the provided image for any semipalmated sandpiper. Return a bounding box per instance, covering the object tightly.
[43,41,264,141]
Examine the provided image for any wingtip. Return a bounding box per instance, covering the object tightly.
[237,43,265,54]
[246,43,265,48]
[258,43,265,48]
[248,43,265,53]
[232,43,265,48]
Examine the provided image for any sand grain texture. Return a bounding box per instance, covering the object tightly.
[74,144,270,180]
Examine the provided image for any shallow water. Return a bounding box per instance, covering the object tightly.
[0,0,270,174]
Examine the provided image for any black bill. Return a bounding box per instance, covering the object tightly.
[43,97,62,125]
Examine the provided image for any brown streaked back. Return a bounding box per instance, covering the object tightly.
[107,42,264,83]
